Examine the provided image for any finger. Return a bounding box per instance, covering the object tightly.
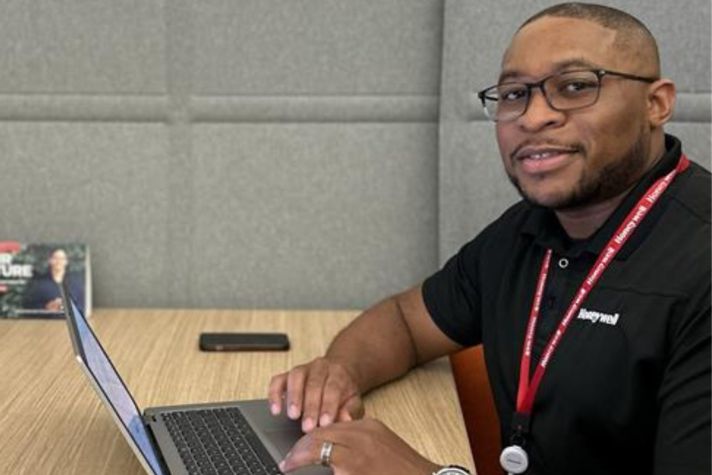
[279,432,319,473]
[337,394,365,422]
[267,372,288,416]
[286,367,308,420]
[279,431,343,473]
[318,374,348,427]
[301,361,329,432]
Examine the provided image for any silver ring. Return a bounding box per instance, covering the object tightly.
[319,440,334,466]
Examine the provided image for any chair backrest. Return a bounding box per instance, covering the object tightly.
[450,345,502,475]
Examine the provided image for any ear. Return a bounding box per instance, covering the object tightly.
[646,79,676,128]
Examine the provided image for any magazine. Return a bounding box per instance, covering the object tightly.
[0,241,91,318]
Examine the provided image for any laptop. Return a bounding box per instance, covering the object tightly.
[61,286,330,475]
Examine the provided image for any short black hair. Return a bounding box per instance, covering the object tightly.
[520,2,660,73]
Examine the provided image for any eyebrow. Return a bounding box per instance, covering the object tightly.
[498,58,602,84]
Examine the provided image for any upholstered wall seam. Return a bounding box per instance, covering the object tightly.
[0,95,169,122]
[190,95,438,123]
[164,0,196,307]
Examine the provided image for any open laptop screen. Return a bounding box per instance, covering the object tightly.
[65,295,165,475]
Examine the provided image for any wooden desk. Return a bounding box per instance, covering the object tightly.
[0,309,474,474]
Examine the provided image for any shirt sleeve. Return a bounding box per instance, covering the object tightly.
[421,236,485,348]
[653,284,711,475]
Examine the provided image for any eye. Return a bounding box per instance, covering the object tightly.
[557,78,598,96]
[498,85,528,102]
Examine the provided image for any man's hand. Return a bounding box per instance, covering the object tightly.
[278,418,440,475]
[268,357,365,433]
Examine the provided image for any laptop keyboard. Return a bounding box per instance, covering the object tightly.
[163,407,283,475]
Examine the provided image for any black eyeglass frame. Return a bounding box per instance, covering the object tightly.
[477,69,659,122]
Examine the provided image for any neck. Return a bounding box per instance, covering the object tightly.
[51,269,65,283]
[555,191,631,239]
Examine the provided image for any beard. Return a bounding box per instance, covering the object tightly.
[507,129,651,211]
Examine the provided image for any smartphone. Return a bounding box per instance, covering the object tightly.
[198,332,290,352]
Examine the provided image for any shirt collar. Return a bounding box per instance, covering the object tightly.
[521,134,683,259]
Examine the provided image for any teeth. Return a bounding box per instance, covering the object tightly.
[529,152,552,160]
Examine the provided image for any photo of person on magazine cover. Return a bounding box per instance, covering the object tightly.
[22,247,86,315]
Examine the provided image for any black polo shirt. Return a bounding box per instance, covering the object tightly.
[422,135,710,475]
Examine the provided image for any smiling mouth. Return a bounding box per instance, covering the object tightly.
[523,150,568,160]
[512,146,580,174]
[513,146,580,161]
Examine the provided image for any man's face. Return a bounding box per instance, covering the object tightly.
[496,16,654,210]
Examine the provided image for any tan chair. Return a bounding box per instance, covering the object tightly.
[450,345,502,475]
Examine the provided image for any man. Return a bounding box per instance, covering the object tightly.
[268,3,711,474]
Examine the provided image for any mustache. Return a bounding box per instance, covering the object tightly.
[510,140,584,160]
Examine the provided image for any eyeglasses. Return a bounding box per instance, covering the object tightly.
[477,69,658,122]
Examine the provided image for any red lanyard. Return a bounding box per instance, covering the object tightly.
[515,155,690,420]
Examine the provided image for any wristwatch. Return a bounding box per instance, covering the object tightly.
[432,465,471,475]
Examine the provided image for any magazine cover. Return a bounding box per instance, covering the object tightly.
[0,241,92,318]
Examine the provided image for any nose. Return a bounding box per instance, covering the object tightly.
[516,87,565,131]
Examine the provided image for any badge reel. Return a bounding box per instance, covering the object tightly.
[500,444,528,474]
[501,416,529,475]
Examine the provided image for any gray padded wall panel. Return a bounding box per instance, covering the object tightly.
[1,1,444,309]
[1,123,171,307]
[193,1,442,94]
[191,124,437,309]
[439,0,711,262]
[0,0,166,93]
[666,123,712,166]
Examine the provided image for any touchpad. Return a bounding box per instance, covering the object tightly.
[264,428,302,457]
